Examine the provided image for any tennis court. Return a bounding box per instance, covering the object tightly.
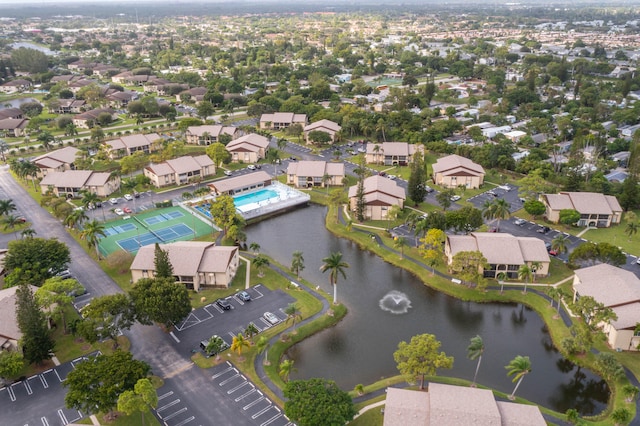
[97,205,214,256]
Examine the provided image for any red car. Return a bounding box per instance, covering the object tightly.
[123,207,132,214]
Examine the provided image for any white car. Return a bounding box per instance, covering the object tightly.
[450,195,461,202]
[224,170,233,176]
[114,208,124,216]
[263,311,280,325]
[247,164,256,170]
[123,194,133,201]
[514,218,527,226]
[109,197,118,205]
[387,175,397,180]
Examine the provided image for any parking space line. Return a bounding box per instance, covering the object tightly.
[40,372,49,388]
[173,416,195,426]
[252,405,274,419]
[66,410,82,424]
[163,407,188,421]
[211,366,233,379]
[41,416,50,425]
[157,398,181,412]
[57,409,67,425]
[7,385,15,401]
[169,332,180,343]
[219,373,240,386]
[227,381,250,394]
[158,390,174,400]
[24,379,33,395]
[235,388,256,401]
[243,396,265,410]
[261,412,283,426]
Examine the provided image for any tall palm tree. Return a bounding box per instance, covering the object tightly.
[20,228,36,239]
[529,261,542,282]
[2,214,22,239]
[518,264,532,294]
[249,242,261,254]
[505,355,532,400]
[467,335,484,387]
[546,286,559,308]
[231,333,250,359]
[320,251,350,305]
[372,144,381,164]
[64,209,89,230]
[253,254,269,278]
[551,234,568,255]
[244,323,259,342]
[625,221,638,240]
[21,161,39,190]
[279,359,296,383]
[0,198,16,216]
[256,335,270,366]
[80,190,100,219]
[80,219,106,259]
[491,198,510,231]
[394,236,407,259]
[481,199,495,222]
[291,251,305,279]
[496,271,507,294]
[284,303,302,334]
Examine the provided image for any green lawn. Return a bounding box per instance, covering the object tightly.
[579,222,640,256]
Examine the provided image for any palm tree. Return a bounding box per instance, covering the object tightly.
[491,198,511,231]
[279,359,296,383]
[80,219,106,259]
[529,261,542,282]
[320,251,350,305]
[20,228,36,239]
[0,198,16,216]
[231,333,250,359]
[372,144,381,164]
[467,335,484,387]
[291,251,305,279]
[496,271,507,294]
[244,323,259,342]
[37,131,54,151]
[284,303,302,334]
[253,254,269,278]
[256,335,270,366]
[64,209,89,230]
[546,286,559,308]
[518,264,532,294]
[611,408,631,426]
[2,214,22,239]
[505,355,532,400]
[249,242,261,254]
[481,199,495,222]
[394,236,407,259]
[376,119,387,142]
[625,221,638,240]
[80,190,100,219]
[551,234,568,255]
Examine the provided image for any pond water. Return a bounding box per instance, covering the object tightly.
[1,98,39,109]
[246,204,609,415]
[10,42,57,56]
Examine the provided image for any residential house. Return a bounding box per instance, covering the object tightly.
[303,119,341,144]
[185,125,239,145]
[208,171,272,196]
[39,170,120,198]
[445,232,550,279]
[432,154,485,189]
[144,155,215,188]
[0,118,28,137]
[540,192,623,227]
[32,146,80,177]
[226,134,270,164]
[68,79,96,94]
[0,108,23,120]
[0,79,32,94]
[72,108,116,129]
[130,242,239,291]
[286,161,345,188]
[104,133,162,159]
[0,285,41,352]
[51,99,86,114]
[106,91,138,108]
[573,264,640,351]
[177,87,207,103]
[503,130,527,143]
[348,175,405,220]
[366,142,422,166]
[383,385,545,426]
[481,125,512,139]
[259,112,307,130]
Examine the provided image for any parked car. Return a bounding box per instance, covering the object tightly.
[114,208,124,215]
[545,242,558,256]
[387,175,397,180]
[247,164,256,170]
[289,156,297,161]
[216,298,231,310]
[68,284,86,297]
[255,164,262,169]
[498,185,512,191]
[514,218,527,226]
[56,269,73,279]
[537,226,551,234]
[133,192,140,199]
[487,190,497,197]
[224,170,233,176]
[425,186,434,193]
[123,194,133,201]
[378,171,387,177]
[237,291,251,302]
[450,195,461,202]
[109,197,118,205]
[199,335,229,358]
[123,207,132,214]
[263,311,279,324]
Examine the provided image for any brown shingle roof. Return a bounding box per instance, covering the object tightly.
[226,134,269,152]
[432,154,485,176]
[348,175,406,200]
[574,263,640,308]
[130,242,238,276]
[210,171,272,194]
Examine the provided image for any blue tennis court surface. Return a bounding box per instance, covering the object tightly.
[115,223,194,252]
[103,222,138,236]
[144,211,185,225]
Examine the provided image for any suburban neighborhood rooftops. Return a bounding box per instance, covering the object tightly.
[131,242,238,276]
[226,133,269,151]
[432,154,485,175]
[33,146,80,167]
[303,119,341,132]
[543,192,622,215]
[366,141,419,156]
[209,170,272,194]
[287,160,344,177]
[574,263,640,308]
[348,175,406,200]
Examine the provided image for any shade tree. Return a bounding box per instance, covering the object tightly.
[129,277,191,330]
[393,333,453,389]
[283,378,356,426]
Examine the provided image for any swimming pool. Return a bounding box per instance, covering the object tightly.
[233,189,278,208]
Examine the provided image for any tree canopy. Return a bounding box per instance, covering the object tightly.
[283,378,356,426]
[393,333,453,389]
[4,238,70,286]
[16,284,54,365]
[568,242,626,267]
[129,277,191,329]
[153,243,174,279]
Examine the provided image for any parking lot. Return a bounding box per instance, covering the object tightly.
[172,285,295,353]
[0,352,101,426]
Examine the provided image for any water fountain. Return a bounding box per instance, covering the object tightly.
[379,290,412,314]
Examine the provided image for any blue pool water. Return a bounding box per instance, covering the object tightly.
[233,189,278,207]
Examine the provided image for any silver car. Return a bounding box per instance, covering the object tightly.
[263,311,279,324]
